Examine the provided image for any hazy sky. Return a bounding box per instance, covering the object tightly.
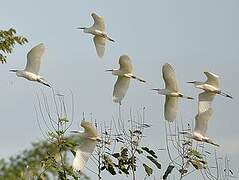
[0,0,239,179]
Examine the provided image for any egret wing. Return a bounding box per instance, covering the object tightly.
[91,13,105,31]
[93,36,105,58]
[198,91,215,114]
[162,63,178,91]
[113,76,130,104]
[164,96,178,122]
[73,140,97,171]
[25,43,45,74]
[194,108,213,136]
[204,72,219,88]
[119,55,133,73]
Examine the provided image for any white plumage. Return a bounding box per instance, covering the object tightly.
[77,13,114,58]
[25,43,45,74]
[198,91,215,114]
[152,63,193,122]
[107,55,145,105]
[10,43,50,87]
[194,108,213,137]
[188,71,232,99]
[73,121,99,172]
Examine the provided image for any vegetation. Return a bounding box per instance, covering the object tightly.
[0,28,28,63]
[0,28,236,179]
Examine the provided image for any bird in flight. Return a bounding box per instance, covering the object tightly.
[187,72,232,99]
[184,108,219,146]
[10,43,51,87]
[181,85,219,146]
[72,121,101,172]
[106,55,146,105]
[77,13,114,58]
[152,63,193,122]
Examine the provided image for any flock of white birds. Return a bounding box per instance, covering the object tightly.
[9,12,233,172]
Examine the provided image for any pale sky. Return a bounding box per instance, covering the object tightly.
[0,0,238,179]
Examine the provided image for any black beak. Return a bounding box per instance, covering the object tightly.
[105,69,113,72]
[76,27,85,30]
[9,69,17,72]
[186,81,195,84]
[70,130,80,134]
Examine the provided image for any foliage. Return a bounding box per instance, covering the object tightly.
[0,92,236,180]
[0,28,28,63]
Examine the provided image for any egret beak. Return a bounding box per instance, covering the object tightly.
[105,69,113,72]
[186,81,195,84]
[70,130,80,134]
[76,27,86,30]
[179,131,189,134]
[151,88,159,91]
[9,69,17,72]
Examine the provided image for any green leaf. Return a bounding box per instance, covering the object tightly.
[143,163,153,176]
[112,153,120,158]
[190,160,203,170]
[142,147,157,158]
[179,169,188,175]
[146,156,161,169]
[163,165,174,180]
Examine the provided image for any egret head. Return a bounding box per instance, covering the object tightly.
[10,69,22,77]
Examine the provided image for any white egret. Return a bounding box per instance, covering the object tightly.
[10,43,50,87]
[152,63,193,122]
[106,55,146,105]
[72,121,101,172]
[180,91,219,146]
[77,13,114,58]
[187,72,232,99]
[183,108,219,146]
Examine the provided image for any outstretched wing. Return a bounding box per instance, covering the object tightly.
[204,72,219,88]
[73,140,97,171]
[198,91,215,114]
[113,76,130,104]
[25,43,45,74]
[93,36,105,58]
[164,96,178,122]
[194,108,213,136]
[162,63,178,91]
[91,13,105,31]
[119,55,133,74]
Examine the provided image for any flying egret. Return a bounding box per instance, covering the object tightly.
[152,63,194,122]
[180,91,218,146]
[183,108,219,146]
[106,55,146,105]
[72,121,101,172]
[187,72,232,99]
[77,13,114,58]
[10,43,51,87]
